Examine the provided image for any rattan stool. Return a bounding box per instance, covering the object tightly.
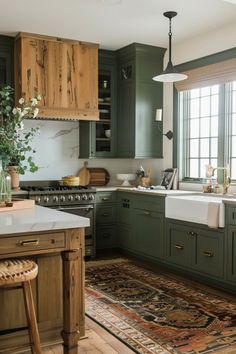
[0,259,42,354]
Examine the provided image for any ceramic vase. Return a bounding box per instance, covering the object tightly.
[7,166,20,190]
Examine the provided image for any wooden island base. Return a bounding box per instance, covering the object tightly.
[0,228,85,354]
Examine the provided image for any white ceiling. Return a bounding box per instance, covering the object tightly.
[0,0,235,50]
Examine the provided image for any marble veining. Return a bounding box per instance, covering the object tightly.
[0,206,90,235]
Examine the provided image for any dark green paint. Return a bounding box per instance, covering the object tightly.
[0,35,14,87]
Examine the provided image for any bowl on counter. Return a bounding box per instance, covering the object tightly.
[116,173,136,187]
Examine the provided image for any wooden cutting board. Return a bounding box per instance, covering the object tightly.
[87,168,110,186]
[77,161,91,186]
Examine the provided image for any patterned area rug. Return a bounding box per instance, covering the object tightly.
[85,259,236,354]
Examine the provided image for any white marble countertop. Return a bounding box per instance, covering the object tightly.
[0,205,90,235]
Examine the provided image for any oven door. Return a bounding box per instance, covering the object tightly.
[58,205,94,236]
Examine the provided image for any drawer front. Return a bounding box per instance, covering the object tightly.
[96,226,117,249]
[96,192,116,204]
[0,232,65,255]
[195,234,224,277]
[226,206,236,225]
[133,195,165,213]
[96,205,117,224]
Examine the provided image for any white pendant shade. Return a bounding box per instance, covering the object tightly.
[153,72,188,82]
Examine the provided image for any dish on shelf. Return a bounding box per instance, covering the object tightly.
[105,129,111,138]
[98,98,104,103]
[116,173,136,187]
[103,97,111,102]
[99,109,109,113]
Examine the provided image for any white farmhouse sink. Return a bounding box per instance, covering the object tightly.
[165,194,225,227]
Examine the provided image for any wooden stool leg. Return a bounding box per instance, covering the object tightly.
[23,281,42,354]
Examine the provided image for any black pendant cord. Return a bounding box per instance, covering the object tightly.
[168,17,172,64]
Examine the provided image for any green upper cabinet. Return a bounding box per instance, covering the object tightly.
[116,43,166,158]
[0,36,14,87]
[79,50,117,158]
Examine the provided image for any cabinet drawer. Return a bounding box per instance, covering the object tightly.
[96,205,117,224]
[226,206,236,225]
[0,232,65,255]
[96,192,116,204]
[133,195,165,213]
[96,226,117,249]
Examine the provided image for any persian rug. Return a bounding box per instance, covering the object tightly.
[85,259,236,354]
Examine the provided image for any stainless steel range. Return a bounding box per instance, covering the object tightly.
[21,183,96,257]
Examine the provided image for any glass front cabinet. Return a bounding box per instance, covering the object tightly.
[0,36,14,87]
[79,50,117,158]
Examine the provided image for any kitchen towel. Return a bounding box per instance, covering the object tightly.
[207,202,220,228]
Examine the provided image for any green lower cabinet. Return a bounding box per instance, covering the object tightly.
[227,226,236,282]
[118,225,134,250]
[96,225,117,249]
[95,191,117,251]
[117,192,134,251]
[166,222,194,268]
[133,209,164,260]
[166,220,224,279]
[194,230,224,278]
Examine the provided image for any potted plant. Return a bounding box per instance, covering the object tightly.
[0,86,41,188]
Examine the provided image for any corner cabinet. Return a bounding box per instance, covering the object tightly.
[116,43,166,158]
[14,32,99,120]
[0,35,14,86]
[79,50,117,158]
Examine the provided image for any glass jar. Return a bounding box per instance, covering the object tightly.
[0,161,12,206]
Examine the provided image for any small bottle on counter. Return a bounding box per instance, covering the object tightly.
[215,183,221,194]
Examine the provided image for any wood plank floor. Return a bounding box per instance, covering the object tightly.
[42,317,135,354]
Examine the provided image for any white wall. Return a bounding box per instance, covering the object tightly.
[21,21,236,185]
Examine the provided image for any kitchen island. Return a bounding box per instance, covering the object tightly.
[0,205,89,354]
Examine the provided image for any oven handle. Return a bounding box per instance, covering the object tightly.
[59,206,94,211]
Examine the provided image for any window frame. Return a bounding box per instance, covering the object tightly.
[173,47,236,183]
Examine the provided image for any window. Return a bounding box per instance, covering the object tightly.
[178,80,236,180]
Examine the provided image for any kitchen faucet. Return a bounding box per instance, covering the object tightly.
[212,166,231,194]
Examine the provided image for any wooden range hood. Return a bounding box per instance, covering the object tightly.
[14,32,99,121]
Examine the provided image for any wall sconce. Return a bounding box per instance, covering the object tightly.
[155,109,173,140]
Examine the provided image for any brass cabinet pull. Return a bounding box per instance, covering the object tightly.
[188,231,198,237]
[18,239,39,247]
[102,213,109,217]
[102,197,109,201]
[144,210,151,216]
[174,244,184,250]
[203,251,214,257]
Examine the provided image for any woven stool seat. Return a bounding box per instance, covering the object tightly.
[0,259,38,286]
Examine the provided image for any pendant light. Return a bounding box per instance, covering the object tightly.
[153,11,188,83]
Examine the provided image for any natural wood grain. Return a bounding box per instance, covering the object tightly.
[23,281,42,354]
[42,317,135,354]
[0,228,85,354]
[14,33,99,121]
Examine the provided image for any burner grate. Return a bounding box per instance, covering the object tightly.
[21,185,88,192]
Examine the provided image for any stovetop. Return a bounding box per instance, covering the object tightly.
[20,181,96,206]
[21,185,90,193]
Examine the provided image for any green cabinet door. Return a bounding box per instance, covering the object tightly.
[133,209,164,260]
[166,222,195,268]
[116,43,166,158]
[117,192,134,250]
[195,229,224,278]
[0,36,14,86]
[227,226,236,282]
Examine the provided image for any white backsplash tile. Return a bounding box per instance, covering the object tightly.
[21,120,166,185]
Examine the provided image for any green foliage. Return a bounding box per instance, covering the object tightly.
[0,86,41,174]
